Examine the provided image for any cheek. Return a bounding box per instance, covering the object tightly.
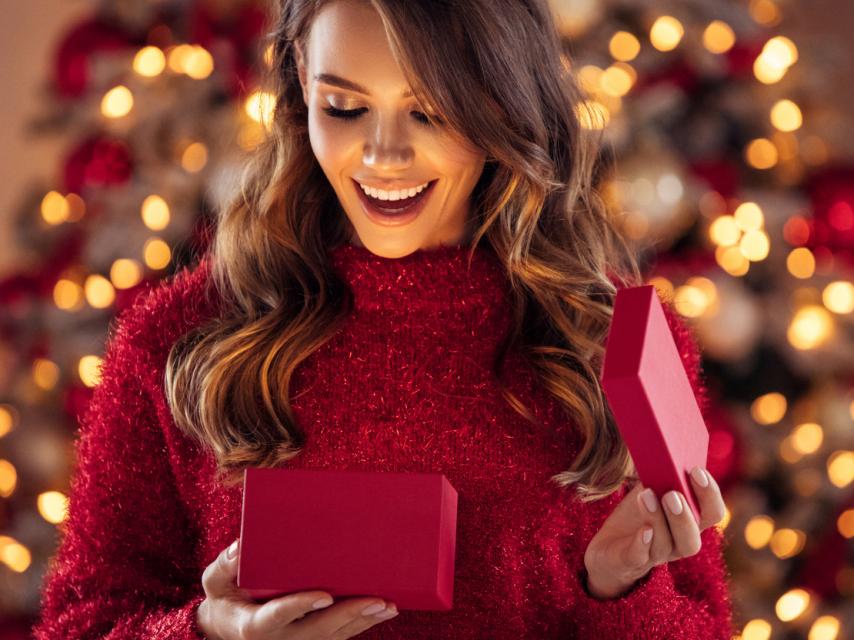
[308,113,355,167]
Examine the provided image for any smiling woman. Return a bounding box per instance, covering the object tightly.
[32,0,736,639]
[293,0,486,256]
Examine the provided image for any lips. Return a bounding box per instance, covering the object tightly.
[352,178,438,226]
[355,181,434,211]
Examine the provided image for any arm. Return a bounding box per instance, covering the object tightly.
[555,299,736,639]
[33,310,207,639]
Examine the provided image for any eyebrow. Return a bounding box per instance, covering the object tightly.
[314,73,414,98]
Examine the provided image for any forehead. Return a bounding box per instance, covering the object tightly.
[307,0,411,94]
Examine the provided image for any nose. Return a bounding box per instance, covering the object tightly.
[362,115,414,173]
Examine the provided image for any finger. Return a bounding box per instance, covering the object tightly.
[330,599,400,637]
[288,597,398,637]
[201,539,241,598]
[249,590,336,632]
[636,488,673,565]
[661,490,702,560]
[620,525,655,576]
[690,466,727,530]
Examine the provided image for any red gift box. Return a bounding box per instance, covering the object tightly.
[600,285,708,525]
[236,467,458,610]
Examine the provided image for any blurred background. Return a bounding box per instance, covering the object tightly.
[1,0,853,638]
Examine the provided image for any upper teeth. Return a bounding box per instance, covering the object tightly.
[357,181,429,201]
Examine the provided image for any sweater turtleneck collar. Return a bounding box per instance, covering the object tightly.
[328,241,512,317]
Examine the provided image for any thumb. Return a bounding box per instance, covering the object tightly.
[204,538,241,598]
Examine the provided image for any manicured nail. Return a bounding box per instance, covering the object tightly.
[665,491,684,515]
[227,540,238,558]
[642,528,653,544]
[641,489,658,513]
[312,597,334,609]
[362,602,386,616]
[692,466,710,487]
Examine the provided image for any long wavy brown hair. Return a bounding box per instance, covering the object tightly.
[165,0,644,502]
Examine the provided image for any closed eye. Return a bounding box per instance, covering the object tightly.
[321,105,442,127]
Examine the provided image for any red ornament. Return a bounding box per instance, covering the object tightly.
[63,134,134,194]
[53,17,140,98]
[804,164,854,270]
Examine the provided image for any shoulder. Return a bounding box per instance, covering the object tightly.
[106,253,219,364]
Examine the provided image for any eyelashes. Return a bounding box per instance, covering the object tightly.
[321,105,442,127]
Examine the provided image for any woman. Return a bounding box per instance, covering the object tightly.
[34,0,735,638]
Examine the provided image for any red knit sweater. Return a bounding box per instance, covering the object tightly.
[34,242,735,639]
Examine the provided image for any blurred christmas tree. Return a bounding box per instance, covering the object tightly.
[0,0,851,638]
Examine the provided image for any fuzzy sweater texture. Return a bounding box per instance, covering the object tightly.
[33,242,735,639]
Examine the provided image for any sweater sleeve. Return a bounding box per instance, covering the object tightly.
[555,299,736,639]
[32,308,208,639]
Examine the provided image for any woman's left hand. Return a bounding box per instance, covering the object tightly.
[583,466,726,599]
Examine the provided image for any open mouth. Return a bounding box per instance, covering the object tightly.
[352,178,438,225]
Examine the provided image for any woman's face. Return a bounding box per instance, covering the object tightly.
[295,0,487,258]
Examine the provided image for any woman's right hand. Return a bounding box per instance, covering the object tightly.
[197,538,399,639]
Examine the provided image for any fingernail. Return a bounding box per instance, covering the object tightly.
[362,602,386,616]
[227,540,238,558]
[374,605,398,619]
[312,597,334,609]
[642,528,653,544]
[665,491,684,515]
[692,466,709,487]
[641,489,658,513]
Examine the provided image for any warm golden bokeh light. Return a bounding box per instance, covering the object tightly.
[53,279,84,311]
[41,191,70,225]
[101,85,134,118]
[32,359,60,391]
[0,405,14,438]
[745,138,779,169]
[744,514,774,549]
[133,46,166,77]
[751,392,787,425]
[709,215,741,246]
[715,245,750,276]
[0,460,17,498]
[144,238,172,270]
[78,355,103,388]
[183,45,215,80]
[827,450,854,488]
[787,247,816,279]
[787,304,834,350]
[838,509,854,539]
[771,99,803,132]
[37,491,68,525]
[599,65,634,97]
[0,538,31,573]
[702,20,735,54]
[740,229,770,262]
[822,281,854,314]
[741,618,772,640]
[84,275,116,309]
[791,422,823,455]
[775,588,810,622]
[734,202,764,232]
[181,142,208,173]
[110,259,143,290]
[649,16,684,52]
[808,615,840,640]
[609,31,641,61]
[749,0,781,27]
[141,194,171,231]
[245,89,277,128]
